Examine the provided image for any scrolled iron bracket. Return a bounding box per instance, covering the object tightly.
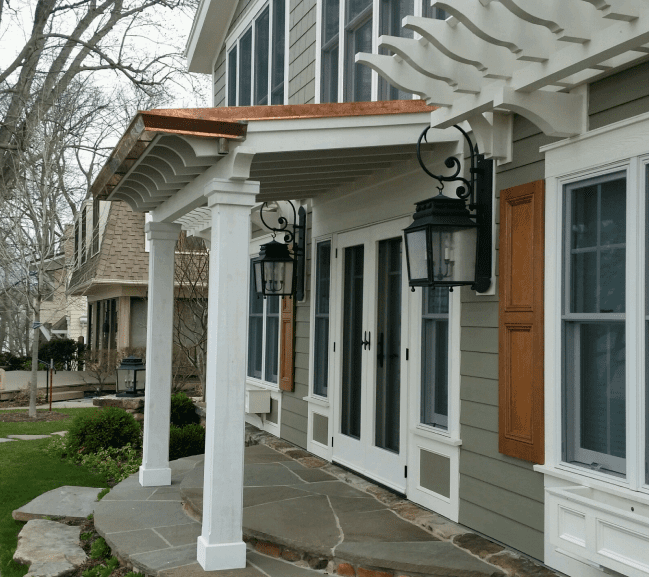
[258,201,307,301]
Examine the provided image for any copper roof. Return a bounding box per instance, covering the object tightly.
[91,100,435,201]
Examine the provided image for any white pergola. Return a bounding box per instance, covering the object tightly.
[95,102,456,571]
[357,0,649,160]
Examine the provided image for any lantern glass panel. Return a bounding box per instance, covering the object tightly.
[134,369,146,392]
[254,260,263,294]
[263,260,294,295]
[430,227,477,284]
[405,228,429,281]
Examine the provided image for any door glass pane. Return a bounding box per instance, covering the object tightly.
[248,261,263,379]
[314,242,331,397]
[228,47,237,105]
[342,245,364,439]
[265,295,280,383]
[254,8,270,105]
[375,239,402,453]
[421,287,449,429]
[239,29,252,107]
[271,0,285,104]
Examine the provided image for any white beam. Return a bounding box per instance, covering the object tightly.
[511,8,649,92]
[378,35,482,93]
[354,53,456,106]
[434,0,555,61]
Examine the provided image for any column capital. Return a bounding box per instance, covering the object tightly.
[145,221,182,241]
[205,179,259,209]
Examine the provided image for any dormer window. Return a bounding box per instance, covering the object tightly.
[227,0,286,106]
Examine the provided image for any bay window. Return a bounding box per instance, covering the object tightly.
[227,0,286,106]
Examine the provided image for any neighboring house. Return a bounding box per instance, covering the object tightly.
[86,1,649,575]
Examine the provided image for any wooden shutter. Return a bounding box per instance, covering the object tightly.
[279,296,294,392]
[499,180,545,464]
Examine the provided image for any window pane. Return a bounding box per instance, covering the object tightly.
[254,8,270,105]
[271,0,285,104]
[322,45,339,103]
[323,0,340,44]
[265,295,280,383]
[239,29,252,106]
[314,242,331,398]
[579,323,626,459]
[228,47,237,105]
[248,262,263,379]
[569,175,626,314]
[422,2,446,19]
[421,287,449,429]
[349,0,372,22]
[379,0,414,100]
[349,18,372,102]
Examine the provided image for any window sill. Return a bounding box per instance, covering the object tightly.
[245,378,279,392]
[534,464,649,502]
[303,395,330,408]
[411,425,462,446]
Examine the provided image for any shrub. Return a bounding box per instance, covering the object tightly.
[82,556,119,577]
[66,407,141,456]
[76,444,142,484]
[170,391,199,428]
[169,423,205,461]
[90,537,111,560]
[38,338,82,370]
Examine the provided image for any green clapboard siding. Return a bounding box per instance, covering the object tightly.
[589,61,649,129]
[289,0,316,104]
[279,209,312,449]
[458,114,548,561]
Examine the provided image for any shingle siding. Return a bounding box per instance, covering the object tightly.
[288,0,317,104]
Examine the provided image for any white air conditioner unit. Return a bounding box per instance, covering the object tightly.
[245,389,271,414]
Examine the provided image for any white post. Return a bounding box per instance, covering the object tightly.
[197,180,258,571]
[139,221,181,487]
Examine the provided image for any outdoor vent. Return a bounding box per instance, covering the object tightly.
[245,389,271,414]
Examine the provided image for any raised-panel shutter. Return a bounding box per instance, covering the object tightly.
[279,296,294,392]
[499,180,545,464]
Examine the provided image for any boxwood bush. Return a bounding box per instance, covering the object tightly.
[170,391,200,428]
[66,407,142,455]
[169,423,205,461]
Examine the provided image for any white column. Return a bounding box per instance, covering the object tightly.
[139,221,181,487]
[197,180,258,571]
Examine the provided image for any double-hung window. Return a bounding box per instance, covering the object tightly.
[247,260,281,384]
[321,0,447,103]
[227,0,286,106]
[420,287,449,430]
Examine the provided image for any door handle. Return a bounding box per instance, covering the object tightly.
[361,331,371,350]
[378,332,384,367]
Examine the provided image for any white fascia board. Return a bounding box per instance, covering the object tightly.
[244,112,454,154]
[185,0,238,74]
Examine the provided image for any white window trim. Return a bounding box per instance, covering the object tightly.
[314,0,426,104]
[224,0,289,107]
[539,110,649,495]
[246,233,282,390]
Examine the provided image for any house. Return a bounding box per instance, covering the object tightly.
[87,0,649,575]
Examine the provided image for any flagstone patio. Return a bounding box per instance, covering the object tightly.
[92,432,558,577]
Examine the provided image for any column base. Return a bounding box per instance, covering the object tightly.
[138,466,171,487]
[197,537,246,571]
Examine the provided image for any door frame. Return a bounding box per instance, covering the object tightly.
[330,217,411,493]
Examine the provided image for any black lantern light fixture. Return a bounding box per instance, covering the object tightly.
[404,125,493,293]
[115,355,146,397]
[254,201,306,299]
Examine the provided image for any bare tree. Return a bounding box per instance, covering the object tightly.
[0,0,205,193]
[173,233,208,401]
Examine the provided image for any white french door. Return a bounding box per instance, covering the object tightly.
[332,218,410,492]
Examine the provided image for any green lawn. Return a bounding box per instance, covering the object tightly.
[0,408,109,577]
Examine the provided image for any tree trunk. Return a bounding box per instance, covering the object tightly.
[29,299,40,418]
